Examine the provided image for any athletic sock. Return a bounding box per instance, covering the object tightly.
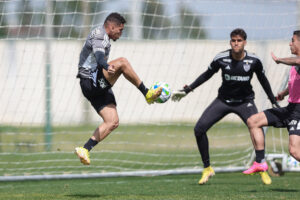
[195,134,210,168]
[255,149,265,163]
[83,138,99,151]
[138,82,149,96]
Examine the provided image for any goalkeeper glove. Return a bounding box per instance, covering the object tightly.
[271,97,280,108]
[171,85,192,102]
[272,102,280,108]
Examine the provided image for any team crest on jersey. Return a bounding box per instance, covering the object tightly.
[98,78,108,89]
[243,62,251,72]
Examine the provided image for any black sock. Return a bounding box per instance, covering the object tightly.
[255,149,265,163]
[195,134,210,168]
[138,82,149,96]
[83,138,99,151]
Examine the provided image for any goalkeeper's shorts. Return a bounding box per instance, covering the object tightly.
[80,78,116,113]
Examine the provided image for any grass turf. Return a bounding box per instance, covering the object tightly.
[0,172,299,200]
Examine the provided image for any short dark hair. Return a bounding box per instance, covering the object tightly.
[230,28,247,40]
[293,30,300,40]
[104,12,126,26]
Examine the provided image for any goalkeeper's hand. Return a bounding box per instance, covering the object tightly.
[171,85,192,102]
[270,97,281,108]
[171,90,187,102]
[272,101,280,108]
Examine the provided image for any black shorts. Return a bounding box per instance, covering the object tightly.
[264,103,300,135]
[80,78,116,113]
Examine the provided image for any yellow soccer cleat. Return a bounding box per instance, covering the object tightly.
[198,166,215,185]
[75,147,90,165]
[259,171,272,185]
[145,87,163,104]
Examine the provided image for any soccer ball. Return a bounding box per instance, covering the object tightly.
[287,156,300,169]
[151,81,171,103]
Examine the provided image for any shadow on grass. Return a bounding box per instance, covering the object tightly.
[270,188,299,193]
[246,188,299,193]
[65,194,102,198]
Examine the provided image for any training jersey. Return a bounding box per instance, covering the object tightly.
[77,25,111,85]
[189,49,275,103]
[288,66,300,103]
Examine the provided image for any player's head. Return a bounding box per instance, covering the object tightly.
[104,12,126,41]
[230,28,247,55]
[290,30,300,55]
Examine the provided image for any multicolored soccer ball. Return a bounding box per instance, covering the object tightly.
[151,82,171,103]
[287,156,300,169]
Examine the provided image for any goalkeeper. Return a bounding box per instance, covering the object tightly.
[172,28,277,185]
[75,13,162,165]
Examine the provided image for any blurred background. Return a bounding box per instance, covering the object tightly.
[0,0,298,40]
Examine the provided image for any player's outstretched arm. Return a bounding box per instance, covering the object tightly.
[172,68,216,102]
[171,85,192,102]
[271,52,300,66]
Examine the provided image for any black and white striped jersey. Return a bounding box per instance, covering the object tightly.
[77,25,111,84]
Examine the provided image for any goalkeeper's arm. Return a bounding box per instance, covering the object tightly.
[172,69,215,102]
[256,67,280,107]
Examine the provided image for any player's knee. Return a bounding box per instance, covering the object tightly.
[107,119,119,132]
[113,57,129,72]
[289,147,300,162]
[247,115,257,128]
[118,57,129,67]
[194,126,205,137]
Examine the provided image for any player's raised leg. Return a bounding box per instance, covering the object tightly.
[104,57,162,104]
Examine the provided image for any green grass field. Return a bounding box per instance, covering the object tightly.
[1,172,299,200]
[0,122,295,200]
[0,122,290,176]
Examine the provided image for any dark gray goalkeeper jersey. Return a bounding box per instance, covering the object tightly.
[77,25,111,86]
[189,49,276,104]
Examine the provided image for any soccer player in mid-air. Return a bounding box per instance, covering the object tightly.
[243,30,300,178]
[75,12,162,165]
[172,28,277,185]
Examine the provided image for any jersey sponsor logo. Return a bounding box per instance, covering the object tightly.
[225,65,231,70]
[94,48,105,53]
[98,78,108,89]
[224,74,250,81]
[223,58,232,63]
